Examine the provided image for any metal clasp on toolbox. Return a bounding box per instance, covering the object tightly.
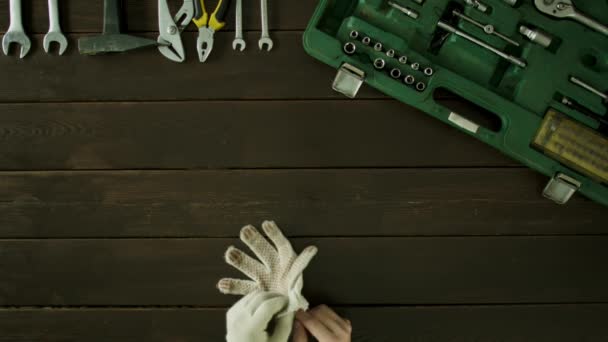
[332,63,366,98]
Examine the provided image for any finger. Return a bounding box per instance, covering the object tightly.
[262,221,294,257]
[248,291,283,312]
[291,321,309,342]
[310,304,350,334]
[240,225,278,268]
[251,294,288,327]
[295,310,335,341]
[224,246,267,283]
[217,278,260,295]
[286,246,318,286]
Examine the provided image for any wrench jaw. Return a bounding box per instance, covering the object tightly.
[43,33,68,55]
[2,32,31,58]
[232,38,246,51]
[258,37,273,51]
[158,38,186,63]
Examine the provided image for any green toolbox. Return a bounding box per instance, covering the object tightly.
[303,0,608,206]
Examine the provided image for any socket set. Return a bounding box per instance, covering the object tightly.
[304,0,608,206]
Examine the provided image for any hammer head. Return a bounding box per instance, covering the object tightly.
[78,34,158,55]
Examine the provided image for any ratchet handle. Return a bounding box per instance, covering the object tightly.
[574,11,608,37]
[209,0,232,31]
[193,0,208,27]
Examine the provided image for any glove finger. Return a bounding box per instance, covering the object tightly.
[240,225,278,268]
[217,278,260,295]
[271,312,295,342]
[225,246,267,283]
[262,221,295,257]
[286,246,318,287]
[251,295,289,327]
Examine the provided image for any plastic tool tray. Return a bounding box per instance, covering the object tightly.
[303,0,608,206]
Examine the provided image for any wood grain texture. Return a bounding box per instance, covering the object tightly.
[0,32,391,102]
[1,305,607,342]
[1,169,606,238]
[0,0,315,33]
[1,237,607,306]
[0,100,513,170]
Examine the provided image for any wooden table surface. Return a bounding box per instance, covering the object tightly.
[0,1,607,341]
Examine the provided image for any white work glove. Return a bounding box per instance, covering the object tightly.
[226,291,294,342]
[218,220,318,315]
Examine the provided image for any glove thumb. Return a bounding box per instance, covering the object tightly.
[251,295,289,328]
[269,312,295,342]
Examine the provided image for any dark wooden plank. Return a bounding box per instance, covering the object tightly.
[1,237,606,306]
[0,32,391,102]
[0,0,315,34]
[2,169,606,238]
[0,100,514,170]
[1,305,607,342]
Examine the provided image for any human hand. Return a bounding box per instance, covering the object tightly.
[226,290,295,342]
[218,221,318,314]
[292,305,352,342]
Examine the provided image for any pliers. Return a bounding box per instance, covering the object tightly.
[193,0,232,62]
[157,0,187,62]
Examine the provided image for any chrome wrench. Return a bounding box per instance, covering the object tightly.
[232,0,245,51]
[44,0,68,55]
[453,10,519,46]
[534,0,608,37]
[2,0,31,58]
[258,0,273,51]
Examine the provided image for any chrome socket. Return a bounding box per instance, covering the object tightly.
[390,68,402,78]
[374,58,386,70]
[404,74,415,85]
[343,42,356,55]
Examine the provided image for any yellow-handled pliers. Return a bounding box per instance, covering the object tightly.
[193,0,232,62]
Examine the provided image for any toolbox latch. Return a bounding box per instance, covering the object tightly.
[332,63,365,98]
[542,173,582,205]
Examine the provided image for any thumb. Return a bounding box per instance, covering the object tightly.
[290,320,308,342]
[251,295,289,328]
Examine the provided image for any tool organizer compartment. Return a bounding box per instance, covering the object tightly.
[304,0,608,206]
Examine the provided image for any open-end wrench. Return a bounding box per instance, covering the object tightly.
[232,0,245,51]
[44,0,68,55]
[2,0,31,58]
[258,0,273,51]
[534,0,608,37]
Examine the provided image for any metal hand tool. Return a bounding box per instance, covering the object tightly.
[259,0,273,50]
[193,0,232,62]
[570,76,607,104]
[174,0,195,31]
[534,0,608,37]
[453,10,520,47]
[232,0,245,51]
[44,0,68,55]
[158,0,186,62]
[437,21,527,68]
[388,1,419,19]
[2,0,31,58]
[464,0,489,13]
[519,25,552,48]
[79,0,158,55]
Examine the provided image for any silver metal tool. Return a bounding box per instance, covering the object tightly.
[416,82,426,91]
[258,0,273,50]
[424,67,434,76]
[570,76,607,103]
[362,36,371,45]
[386,49,395,58]
[157,0,185,62]
[374,42,383,51]
[343,42,356,55]
[534,0,608,37]
[350,30,359,39]
[174,0,195,31]
[233,0,245,51]
[390,68,402,78]
[438,21,527,68]
[453,10,520,47]
[464,0,489,13]
[398,55,408,64]
[388,1,419,19]
[404,74,415,84]
[44,0,68,55]
[519,25,552,48]
[2,0,31,58]
[410,62,420,70]
[503,0,517,5]
[373,58,386,69]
